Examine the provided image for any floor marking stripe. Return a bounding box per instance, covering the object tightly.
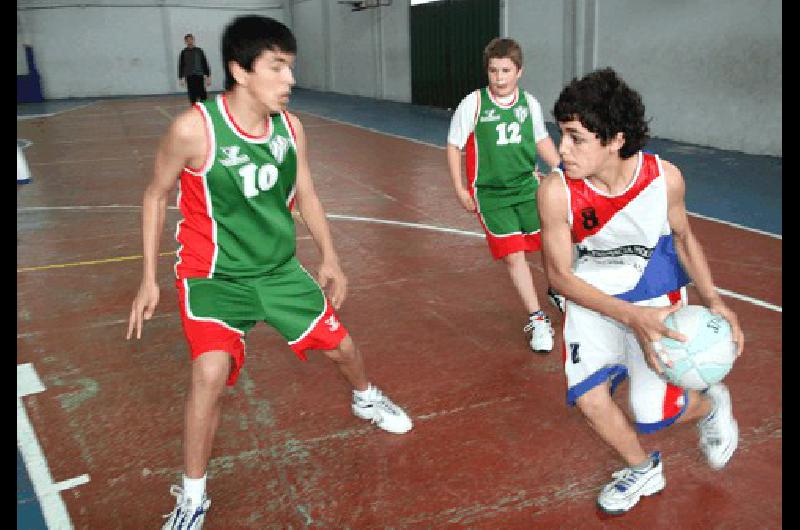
[16,206,781,312]
[716,287,782,312]
[688,212,781,239]
[17,101,96,120]
[17,251,174,272]
[17,363,90,529]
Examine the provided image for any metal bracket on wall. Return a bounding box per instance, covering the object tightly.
[337,0,392,12]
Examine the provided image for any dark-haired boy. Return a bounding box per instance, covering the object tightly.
[537,67,744,514]
[128,16,412,529]
[447,37,561,353]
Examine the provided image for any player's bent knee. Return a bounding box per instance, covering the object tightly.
[192,350,232,389]
[575,385,614,418]
[324,336,356,363]
[502,251,524,265]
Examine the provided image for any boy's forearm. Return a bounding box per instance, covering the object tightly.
[298,194,337,261]
[446,144,466,191]
[674,231,721,305]
[141,187,168,282]
[548,265,635,327]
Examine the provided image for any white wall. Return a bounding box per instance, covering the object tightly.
[16,0,781,155]
[593,0,781,156]
[290,0,411,102]
[501,0,780,156]
[17,0,289,98]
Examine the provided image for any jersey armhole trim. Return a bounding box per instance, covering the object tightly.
[184,103,215,175]
[554,167,573,228]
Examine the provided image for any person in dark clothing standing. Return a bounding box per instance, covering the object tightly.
[178,34,210,105]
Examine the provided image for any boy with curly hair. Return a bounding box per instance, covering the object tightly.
[537,67,744,514]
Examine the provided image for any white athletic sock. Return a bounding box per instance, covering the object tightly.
[631,456,654,472]
[353,383,374,399]
[183,474,207,507]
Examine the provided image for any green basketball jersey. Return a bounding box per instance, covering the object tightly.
[466,87,539,211]
[175,93,298,279]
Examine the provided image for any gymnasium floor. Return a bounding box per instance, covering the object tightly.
[17,89,781,528]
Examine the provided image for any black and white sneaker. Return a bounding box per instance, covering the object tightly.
[162,485,210,530]
[547,287,566,314]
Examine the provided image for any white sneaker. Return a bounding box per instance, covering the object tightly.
[352,385,413,434]
[524,313,554,353]
[162,485,210,530]
[698,383,739,469]
[547,287,566,314]
[597,452,666,515]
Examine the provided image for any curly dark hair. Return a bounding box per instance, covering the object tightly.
[553,67,649,158]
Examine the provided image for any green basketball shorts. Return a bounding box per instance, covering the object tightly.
[176,257,348,386]
[476,199,542,259]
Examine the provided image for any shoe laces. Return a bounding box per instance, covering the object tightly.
[162,485,208,520]
[360,387,401,416]
[523,315,551,333]
[609,467,646,493]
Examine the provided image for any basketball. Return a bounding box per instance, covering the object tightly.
[657,305,737,390]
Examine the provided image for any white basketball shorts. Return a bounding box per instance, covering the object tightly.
[562,287,688,433]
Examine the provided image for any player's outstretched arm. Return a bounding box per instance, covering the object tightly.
[664,160,744,356]
[538,172,685,371]
[127,108,205,340]
[288,112,348,309]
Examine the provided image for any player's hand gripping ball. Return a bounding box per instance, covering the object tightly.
[656,305,737,390]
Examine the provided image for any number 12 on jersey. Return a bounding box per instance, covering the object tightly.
[496,122,522,145]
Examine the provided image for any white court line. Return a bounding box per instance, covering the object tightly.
[687,211,781,240]
[155,105,174,121]
[18,363,90,529]
[295,111,783,240]
[17,101,96,120]
[16,205,782,313]
[716,288,782,313]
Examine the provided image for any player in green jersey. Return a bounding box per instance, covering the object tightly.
[447,38,562,353]
[126,16,412,529]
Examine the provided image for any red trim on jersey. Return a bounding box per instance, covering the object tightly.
[175,169,215,278]
[184,104,211,174]
[566,153,660,243]
[662,382,685,420]
[289,302,348,359]
[465,131,477,194]
[221,93,272,140]
[487,87,519,108]
[667,288,683,305]
[176,280,245,386]
[282,110,297,141]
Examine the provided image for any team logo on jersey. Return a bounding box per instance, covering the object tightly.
[219,145,250,167]
[324,315,340,332]
[268,135,290,165]
[514,106,528,123]
[479,108,501,122]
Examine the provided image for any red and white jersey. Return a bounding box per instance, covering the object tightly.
[555,151,690,302]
